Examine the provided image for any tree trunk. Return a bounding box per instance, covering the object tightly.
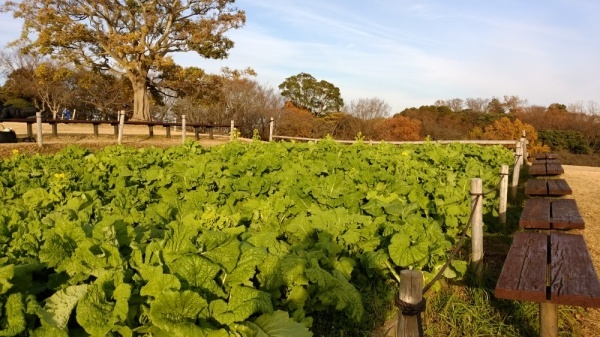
[131,76,151,121]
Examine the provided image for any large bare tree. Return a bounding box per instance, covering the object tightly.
[2,0,245,120]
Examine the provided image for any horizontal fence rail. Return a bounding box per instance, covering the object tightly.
[1,115,239,147]
[272,135,518,145]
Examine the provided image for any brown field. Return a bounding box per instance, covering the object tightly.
[1,122,599,334]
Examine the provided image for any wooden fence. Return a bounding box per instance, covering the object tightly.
[1,112,236,146]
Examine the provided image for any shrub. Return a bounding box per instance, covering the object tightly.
[538,130,591,154]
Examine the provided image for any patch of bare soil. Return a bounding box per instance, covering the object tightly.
[560,165,600,335]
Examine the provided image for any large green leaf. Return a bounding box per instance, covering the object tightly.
[75,273,132,336]
[0,264,14,296]
[148,290,208,335]
[388,232,429,268]
[210,286,272,325]
[38,284,89,329]
[244,311,312,337]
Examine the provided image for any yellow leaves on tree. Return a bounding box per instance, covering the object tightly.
[374,116,422,141]
[469,117,550,156]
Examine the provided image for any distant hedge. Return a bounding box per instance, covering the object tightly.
[538,129,590,154]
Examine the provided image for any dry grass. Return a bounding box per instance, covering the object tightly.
[561,165,600,335]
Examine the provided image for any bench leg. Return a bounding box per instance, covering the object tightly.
[194,127,200,140]
[149,125,154,137]
[165,126,171,138]
[93,124,99,137]
[27,124,33,138]
[540,303,558,337]
[52,124,57,137]
[209,127,214,140]
[114,125,119,137]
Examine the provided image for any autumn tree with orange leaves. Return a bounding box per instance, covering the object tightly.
[2,0,246,121]
[374,116,422,141]
[470,117,550,156]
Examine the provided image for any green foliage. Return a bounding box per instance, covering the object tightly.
[0,141,513,334]
[279,73,344,116]
[538,129,591,154]
[2,98,34,109]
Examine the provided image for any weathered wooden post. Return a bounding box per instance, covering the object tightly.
[117,110,125,145]
[521,130,528,165]
[230,120,235,141]
[540,302,558,337]
[499,164,509,226]
[181,115,186,144]
[471,178,484,282]
[26,123,33,139]
[36,112,43,148]
[511,142,523,199]
[269,117,274,142]
[397,270,423,337]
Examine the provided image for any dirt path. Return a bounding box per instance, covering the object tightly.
[560,165,600,334]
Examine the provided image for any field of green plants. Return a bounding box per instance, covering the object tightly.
[0,140,514,336]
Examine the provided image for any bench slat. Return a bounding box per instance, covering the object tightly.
[529,163,547,176]
[549,233,600,307]
[495,232,548,302]
[547,179,572,196]
[520,199,551,229]
[525,180,549,196]
[496,232,600,307]
[534,153,559,159]
[546,163,564,175]
[551,199,584,229]
[520,199,584,229]
[525,179,572,197]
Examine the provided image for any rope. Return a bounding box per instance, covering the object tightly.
[396,298,427,316]
[396,164,509,335]
[396,297,427,337]
[422,194,481,293]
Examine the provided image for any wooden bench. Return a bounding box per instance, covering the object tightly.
[529,162,564,176]
[520,199,584,229]
[532,158,561,165]
[496,231,600,307]
[534,153,559,159]
[525,179,572,197]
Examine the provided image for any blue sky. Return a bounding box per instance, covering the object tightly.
[1,0,599,113]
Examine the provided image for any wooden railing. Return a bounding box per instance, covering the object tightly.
[0,117,233,142]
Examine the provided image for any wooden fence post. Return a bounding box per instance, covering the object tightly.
[36,112,43,148]
[230,120,235,141]
[511,142,522,199]
[521,130,528,165]
[397,270,423,337]
[269,117,274,142]
[471,178,484,282]
[118,110,125,145]
[499,164,509,227]
[181,115,186,144]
